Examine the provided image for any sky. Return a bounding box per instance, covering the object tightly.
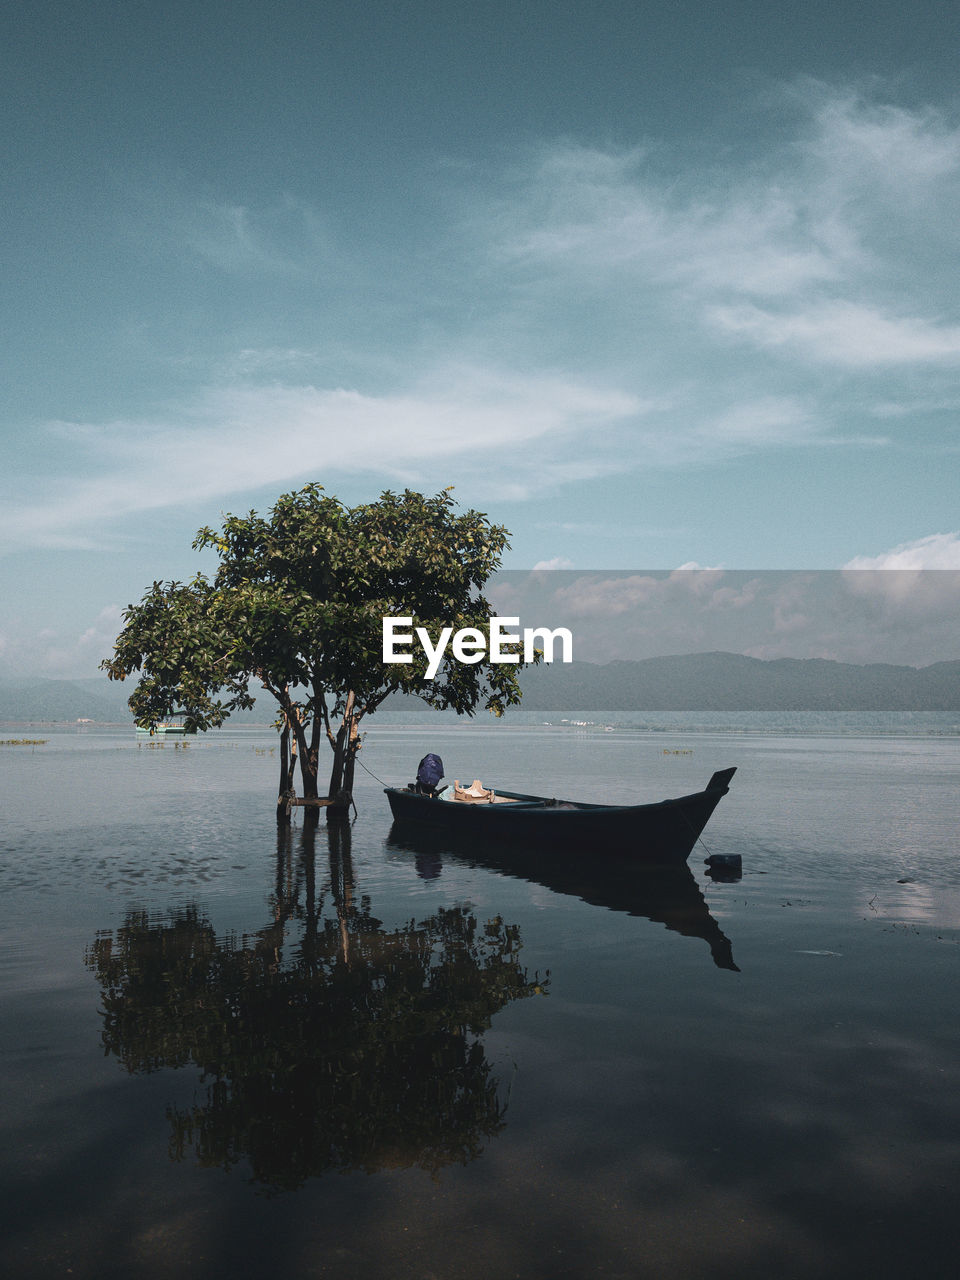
[2,1,960,678]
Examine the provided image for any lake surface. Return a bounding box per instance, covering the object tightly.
[1,720,958,1279]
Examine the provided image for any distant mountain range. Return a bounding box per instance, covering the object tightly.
[2,652,960,722]
[517,652,960,712]
[0,677,149,724]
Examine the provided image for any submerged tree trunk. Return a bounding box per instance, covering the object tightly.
[326,692,359,820]
[286,703,319,803]
[276,717,291,824]
[272,691,321,816]
[298,746,320,803]
[341,712,360,799]
[272,686,362,821]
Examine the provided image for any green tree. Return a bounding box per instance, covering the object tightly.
[101,485,532,818]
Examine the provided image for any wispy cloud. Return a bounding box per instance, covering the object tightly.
[0,369,643,551]
[0,605,126,679]
[805,87,960,190]
[4,368,877,555]
[704,397,816,445]
[182,201,295,275]
[844,532,960,570]
[124,177,344,281]
[709,300,960,366]
[499,145,853,300]
[531,557,574,571]
[7,80,958,561]
[490,81,960,378]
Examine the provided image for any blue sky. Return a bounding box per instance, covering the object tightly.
[2,1,960,677]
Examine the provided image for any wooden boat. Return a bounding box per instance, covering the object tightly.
[384,767,736,864]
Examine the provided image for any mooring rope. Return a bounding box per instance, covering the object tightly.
[355,754,390,788]
[677,805,716,861]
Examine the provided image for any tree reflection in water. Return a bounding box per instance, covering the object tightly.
[85,820,548,1190]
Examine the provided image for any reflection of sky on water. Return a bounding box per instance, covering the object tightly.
[865,881,960,928]
[1,724,959,1276]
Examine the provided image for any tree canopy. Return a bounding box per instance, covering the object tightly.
[101,485,533,814]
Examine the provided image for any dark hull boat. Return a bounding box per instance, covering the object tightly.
[384,767,736,864]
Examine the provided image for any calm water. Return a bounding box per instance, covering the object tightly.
[1,721,958,1279]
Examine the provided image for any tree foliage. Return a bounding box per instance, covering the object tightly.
[101,485,532,811]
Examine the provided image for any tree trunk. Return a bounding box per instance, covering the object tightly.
[341,713,359,797]
[326,693,358,820]
[299,749,320,802]
[326,723,346,801]
[268,686,322,817]
[276,718,291,824]
[285,704,319,803]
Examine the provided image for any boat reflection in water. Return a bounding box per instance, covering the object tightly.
[386,825,741,972]
[85,821,548,1190]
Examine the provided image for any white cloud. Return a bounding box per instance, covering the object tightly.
[531,557,574,571]
[0,605,126,679]
[3,356,874,556]
[0,369,644,552]
[7,80,959,567]
[807,89,960,190]
[710,301,960,367]
[705,397,815,445]
[841,539,960,627]
[500,142,851,299]
[490,82,960,384]
[843,532,960,570]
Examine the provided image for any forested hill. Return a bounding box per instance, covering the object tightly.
[0,677,138,723]
[2,653,959,721]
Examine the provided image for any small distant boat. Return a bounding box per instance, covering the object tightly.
[136,720,196,737]
[384,767,736,864]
